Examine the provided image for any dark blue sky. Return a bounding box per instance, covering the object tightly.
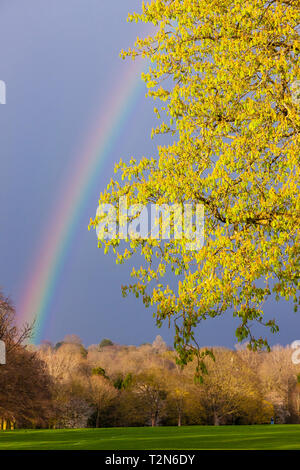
[0,0,298,348]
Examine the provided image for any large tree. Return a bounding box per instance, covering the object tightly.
[0,292,53,427]
[91,0,299,375]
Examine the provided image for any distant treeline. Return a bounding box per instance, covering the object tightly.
[1,292,300,429]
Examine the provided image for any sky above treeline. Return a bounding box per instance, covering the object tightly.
[0,0,298,348]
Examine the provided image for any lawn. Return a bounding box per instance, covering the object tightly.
[0,425,300,450]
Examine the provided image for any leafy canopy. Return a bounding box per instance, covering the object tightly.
[90,0,299,376]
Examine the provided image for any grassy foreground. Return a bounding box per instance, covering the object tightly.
[0,425,300,450]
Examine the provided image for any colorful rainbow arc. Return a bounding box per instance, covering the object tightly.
[17,59,146,343]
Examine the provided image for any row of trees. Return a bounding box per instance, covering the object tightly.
[34,334,300,428]
[1,290,300,429]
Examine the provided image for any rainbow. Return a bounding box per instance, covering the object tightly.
[17,59,146,343]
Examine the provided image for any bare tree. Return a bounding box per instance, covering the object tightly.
[133,371,167,426]
[88,375,117,427]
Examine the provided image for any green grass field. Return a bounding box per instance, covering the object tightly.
[0,425,300,450]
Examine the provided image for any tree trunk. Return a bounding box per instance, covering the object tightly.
[213,412,220,426]
[178,412,182,427]
[96,406,100,428]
